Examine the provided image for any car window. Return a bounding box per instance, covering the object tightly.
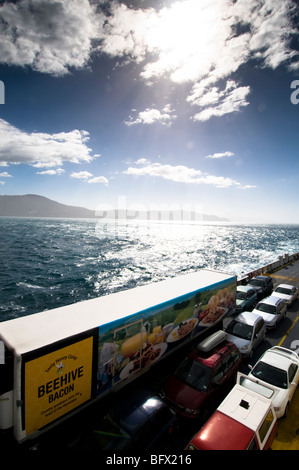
[247,437,258,450]
[252,362,288,389]
[248,290,255,298]
[288,363,298,383]
[226,320,252,340]
[255,319,264,335]
[214,349,239,383]
[222,355,233,374]
[277,302,284,313]
[276,286,291,295]
[229,348,241,365]
[250,279,263,287]
[175,358,212,391]
[258,409,275,443]
[213,362,225,383]
[236,291,246,300]
[256,303,276,315]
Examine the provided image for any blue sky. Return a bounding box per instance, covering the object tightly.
[0,0,298,223]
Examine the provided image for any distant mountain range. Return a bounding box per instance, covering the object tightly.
[0,194,229,222]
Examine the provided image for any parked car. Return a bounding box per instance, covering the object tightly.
[248,346,299,418]
[186,373,278,450]
[225,312,266,358]
[235,285,257,314]
[72,389,177,451]
[247,275,274,300]
[271,283,298,306]
[253,296,287,329]
[161,331,242,419]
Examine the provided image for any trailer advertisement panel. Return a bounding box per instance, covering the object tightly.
[24,336,94,435]
[97,278,236,396]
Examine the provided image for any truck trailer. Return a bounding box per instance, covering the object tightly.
[0,269,236,443]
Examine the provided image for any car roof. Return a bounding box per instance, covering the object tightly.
[108,393,166,433]
[259,347,299,369]
[218,382,273,432]
[258,295,283,306]
[237,285,255,293]
[192,341,234,367]
[274,283,294,290]
[190,411,254,450]
[235,311,263,326]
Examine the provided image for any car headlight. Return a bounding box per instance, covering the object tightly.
[240,344,250,352]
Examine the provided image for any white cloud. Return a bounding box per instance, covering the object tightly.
[88,176,109,184]
[188,80,250,121]
[36,169,65,175]
[70,172,108,184]
[205,151,234,159]
[0,0,104,76]
[124,160,253,189]
[136,158,151,165]
[70,171,93,180]
[240,184,257,189]
[0,119,93,167]
[0,173,10,185]
[125,105,177,126]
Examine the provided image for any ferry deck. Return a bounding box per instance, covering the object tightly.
[265,259,299,450]
[1,255,299,451]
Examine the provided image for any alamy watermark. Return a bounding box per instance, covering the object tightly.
[0,80,4,104]
[290,80,299,105]
[94,196,204,240]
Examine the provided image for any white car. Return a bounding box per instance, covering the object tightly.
[248,346,299,418]
[225,312,266,358]
[271,283,298,306]
[253,296,287,329]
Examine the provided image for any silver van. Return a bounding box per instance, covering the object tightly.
[225,311,266,358]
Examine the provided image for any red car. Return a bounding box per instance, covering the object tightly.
[186,373,278,450]
[162,331,242,419]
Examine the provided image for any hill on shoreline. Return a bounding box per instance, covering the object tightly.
[0,194,229,222]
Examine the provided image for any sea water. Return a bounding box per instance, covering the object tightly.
[1,217,298,322]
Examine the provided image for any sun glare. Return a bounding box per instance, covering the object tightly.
[145,0,228,83]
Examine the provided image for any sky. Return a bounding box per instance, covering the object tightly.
[0,0,298,223]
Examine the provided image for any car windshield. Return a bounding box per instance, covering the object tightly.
[175,357,212,392]
[256,303,276,315]
[226,320,253,340]
[275,287,291,295]
[250,279,265,287]
[236,291,247,300]
[251,361,288,389]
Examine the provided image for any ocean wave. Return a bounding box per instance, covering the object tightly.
[0,218,299,321]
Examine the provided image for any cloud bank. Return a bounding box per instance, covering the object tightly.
[0,118,93,167]
[0,0,298,122]
[123,159,255,189]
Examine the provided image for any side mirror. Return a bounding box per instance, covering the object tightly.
[248,364,253,370]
